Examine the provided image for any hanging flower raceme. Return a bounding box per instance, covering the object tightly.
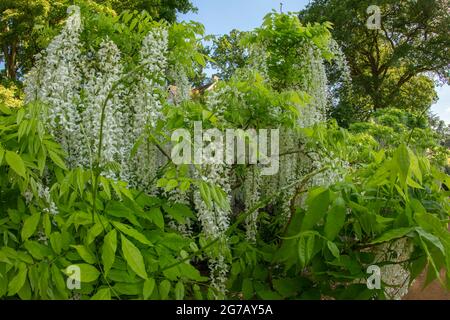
[243,166,261,242]
[121,28,169,192]
[80,39,124,170]
[24,5,84,167]
[193,164,232,298]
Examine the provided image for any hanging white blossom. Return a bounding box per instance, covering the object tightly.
[24,5,84,166]
[243,166,261,242]
[121,28,169,191]
[80,39,124,170]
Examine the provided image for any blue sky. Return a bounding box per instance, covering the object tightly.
[179,0,450,124]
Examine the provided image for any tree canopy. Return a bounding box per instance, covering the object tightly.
[299,0,449,123]
[0,0,196,81]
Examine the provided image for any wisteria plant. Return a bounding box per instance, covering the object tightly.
[0,6,449,301]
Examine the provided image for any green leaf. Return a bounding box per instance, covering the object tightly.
[91,288,111,300]
[37,148,46,175]
[130,18,138,30]
[0,103,11,115]
[100,176,111,200]
[143,278,155,299]
[121,234,147,279]
[174,281,184,300]
[419,237,444,287]
[162,203,196,224]
[415,227,445,255]
[107,269,136,283]
[146,207,164,230]
[272,278,298,298]
[0,146,4,165]
[178,263,207,282]
[179,180,190,192]
[86,223,104,245]
[105,201,141,227]
[159,280,171,299]
[102,229,117,275]
[209,185,221,206]
[0,250,11,264]
[370,227,415,244]
[21,212,41,241]
[256,289,283,300]
[71,245,96,264]
[165,179,178,191]
[75,168,85,195]
[242,278,254,299]
[327,241,340,258]
[7,263,27,296]
[408,150,422,183]
[5,151,26,178]
[43,213,51,237]
[113,282,141,295]
[199,181,213,209]
[48,150,67,170]
[301,188,330,231]
[298,234,315,267]
[406,176,423,189]
[394,144,410,184]
[51,264,66,294]
[24,241,52,260]
[16,108,25,124]
[193,284,203,300]
[74,264,100,283]
[324,197,346,241]
[49,232,62,255]
[112,221,151,246]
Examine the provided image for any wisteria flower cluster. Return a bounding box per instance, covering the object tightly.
[25,7,168,192]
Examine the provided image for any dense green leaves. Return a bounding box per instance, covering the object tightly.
[0,101,207,300]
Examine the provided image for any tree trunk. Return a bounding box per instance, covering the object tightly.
[5,41,17,80]
[2,21,17,81]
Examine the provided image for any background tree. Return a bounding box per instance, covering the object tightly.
[103,0,196,23]
[429,112,450,149]
[209,29,248,81]
[300,0,450,124]
[0,0,195,81]
[0,0,63,80]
